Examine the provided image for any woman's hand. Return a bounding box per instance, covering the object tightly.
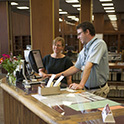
[39,68,47,78]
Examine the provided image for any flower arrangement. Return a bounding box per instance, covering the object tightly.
[0,53,21,74]
[0,53,21,85]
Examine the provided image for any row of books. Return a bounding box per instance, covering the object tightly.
[108,89,124,97]
[72,71,124,82]
[109,72,124,81]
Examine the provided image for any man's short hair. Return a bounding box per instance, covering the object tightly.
[77,21,95,36]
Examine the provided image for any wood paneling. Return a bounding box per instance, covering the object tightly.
[80,0,92,22]
[0,2,9,56]
[94,13,104,33]
[3,91,47,124]
[0,88,4,124]
[79,0,92,51]
[30,0,59,57]
[11,12,30,36]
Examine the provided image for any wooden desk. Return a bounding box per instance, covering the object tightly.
[109,63,124,69]
[0,78,124,124]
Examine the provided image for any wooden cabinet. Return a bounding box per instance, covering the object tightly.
[13,35,31,56]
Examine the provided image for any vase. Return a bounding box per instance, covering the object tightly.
[8,73,16,86]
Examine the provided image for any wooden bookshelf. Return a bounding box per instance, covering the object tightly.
[13,35,31,56]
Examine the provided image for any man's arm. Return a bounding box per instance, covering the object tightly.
[56,66,80,78]
[66,76,72,85]
[69,62,93,90]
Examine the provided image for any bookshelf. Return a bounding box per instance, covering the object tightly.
[107,63,124,101]
[13,35,31,56]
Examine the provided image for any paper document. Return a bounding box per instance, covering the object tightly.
[46,74,56,87]
[53,75,64,87]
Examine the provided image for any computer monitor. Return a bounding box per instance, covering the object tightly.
[28,50,44,73]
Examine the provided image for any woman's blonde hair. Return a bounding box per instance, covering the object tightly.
[53,37,65,47]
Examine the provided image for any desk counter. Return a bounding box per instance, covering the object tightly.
[0,78,124,124]
[109,62,124,69]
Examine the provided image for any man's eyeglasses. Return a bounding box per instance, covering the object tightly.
[77,31,83,36]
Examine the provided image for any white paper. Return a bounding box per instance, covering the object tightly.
[66,87,76,93]
[53,75,64,87]
[46,74,56,87]
[31,94,47,101]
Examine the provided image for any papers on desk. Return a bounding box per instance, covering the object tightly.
[46,74,56,87]
[46,74,64,87]
[32,93,90,107]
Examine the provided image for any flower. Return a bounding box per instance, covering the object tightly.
[0,53,21,74]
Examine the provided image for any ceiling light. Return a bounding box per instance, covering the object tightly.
[66,21,75,25]
[72,4,81,7]
[99,0,112,2]
[11,2,18,5]
[68,16,76,19]
[59,18,63,22]
[66,0,79,3]
[77,8,80,11]
[17,6,29,9]
[111,21,118,30]
[75,18,79,21]
[102,3,113,6]
[92,15,94,21]
[59,11,68,14]
[104,7,114,10]
[108,15,117,20]
[106,10,115,13]
[59,9,62,11]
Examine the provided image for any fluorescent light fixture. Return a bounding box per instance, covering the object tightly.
[66,21,75,25]
[66,0,79,3]
[102,3,113,6]
[59,18,63,22]
[104,7,114,10]
[111,21,118,30]
[68,16,76,19]
[99,0,112,2]
[59,11,68,14]
[72,4,81,7]
[75,18,79,21]
[17,6,29,9]
[77,8,80,11]
[92,15,94,21]
[11,2,18,5]
[106,10,115,13]
[108,15,117,20]
[67,16,79,21]
[59,9,62,11]
[108,15,116,18]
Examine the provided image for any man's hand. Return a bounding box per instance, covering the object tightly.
[69,83,83,90]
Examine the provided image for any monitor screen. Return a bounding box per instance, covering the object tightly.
[28,50,44,73]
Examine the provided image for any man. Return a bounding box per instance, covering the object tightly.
[46,21,109,97]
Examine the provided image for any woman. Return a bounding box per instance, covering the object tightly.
[39,37,73,88]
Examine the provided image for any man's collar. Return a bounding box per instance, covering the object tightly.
[85,36,97,49]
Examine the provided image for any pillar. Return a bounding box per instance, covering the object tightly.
[0,2,9,57]
[30,0,59,57]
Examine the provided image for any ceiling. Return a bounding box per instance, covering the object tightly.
[60,0,124,14]
[59,0,124,22]
[1,0,124,22]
